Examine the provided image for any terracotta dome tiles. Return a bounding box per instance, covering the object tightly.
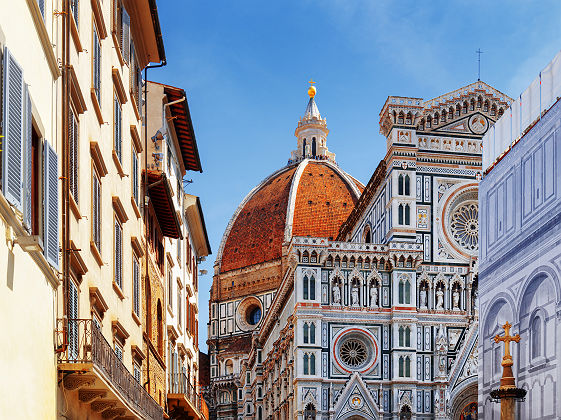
[219,160,363,274]
[220,166,297,273]
[292,161,361,239]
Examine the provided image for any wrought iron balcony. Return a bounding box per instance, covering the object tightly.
[56,319,163,420]
[168,372,208,419]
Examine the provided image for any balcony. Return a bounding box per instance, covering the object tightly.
[56,319,163,420]
[168,372,208,419]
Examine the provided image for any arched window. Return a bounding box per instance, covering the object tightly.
[398,174,404,195]
[304,403,316,420]
[404,280,411,304]
[303,354,309,374]
[258,406,263,420]
[363,225,371,243]
[405,327,411,347]
[399,280,404,304]
[310,323,316,343]
[311,137,317,156]
[398,204,404,225]
[531,316,542,359]
[405,204,410,225]
[303,276,309,300]
[310,354,316,375]
[225,359,234,375]
[405,356,411,377]
[302,138,307,156]
[399,326,404,346]
[400,405,412,420]
[399,356,404,376]
[310,276,315,300]
[257,387,262,398]
[303,323,309,344]
[404,175,410,195]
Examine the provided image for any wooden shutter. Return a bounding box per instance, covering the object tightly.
[93,28,101,102]
[133,255,139,315]
[114,219,122,288]
[69,109,78,203]
[92,172,101,249]
[68,280,79,360]
[114,95,121,160]
[37,0,45,17]
[2,47,24,211]
[132,150,138,204]
[71,0,79,26]
[23,86,32,231]
[121,7,130,63]
[43,141,59,268]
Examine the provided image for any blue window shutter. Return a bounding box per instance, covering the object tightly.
[37,0,45,18]
[68,280,79,360]
[2,47,24,211]
[121,8,130,63]
[24,85,32,231]
[43,141,59,268]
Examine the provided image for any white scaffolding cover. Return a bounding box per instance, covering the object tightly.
[483,49,561,170]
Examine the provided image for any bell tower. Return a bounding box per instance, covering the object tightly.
[291,81,335,163]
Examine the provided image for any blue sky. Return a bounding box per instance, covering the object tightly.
[154,0,561,352]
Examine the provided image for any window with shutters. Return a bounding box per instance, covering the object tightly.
[178,288,182,329]
[44,141,59,268]
[168,270,173,312]
[120,5,130,63]
[133,363,141,383]
[131,147,139,205]
[114,217,123,290]
[69,108,79,204]
[92,25,101,104]
[114,93,122,162]
[68,279,79,361]
[70,0,79,27]
[29,108,42,236]
[133,254,140,317]
[92,169,101,251]
[114,342,123,361]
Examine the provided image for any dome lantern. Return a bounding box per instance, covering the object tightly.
[291,81,335,164]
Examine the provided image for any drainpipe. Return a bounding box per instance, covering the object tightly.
[61,0,71,342]
[143,59,166,394]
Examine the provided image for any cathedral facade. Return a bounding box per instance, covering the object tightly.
[208,82,511,419]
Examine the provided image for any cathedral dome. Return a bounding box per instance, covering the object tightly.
[216,159,363,273]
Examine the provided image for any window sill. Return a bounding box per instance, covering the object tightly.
[131,196,141,219]
[90,240,103,267]
[91,88,104,124]
[132,311,141,327]
[112,150,126,177]
[113,281,125,300]
[69,193,81,220]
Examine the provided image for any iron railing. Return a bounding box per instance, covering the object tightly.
[56,319,163,420]
[168,372,204,414]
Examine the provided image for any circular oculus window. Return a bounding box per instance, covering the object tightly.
[333,330,378,373]
[236,297,263,332]
[443,189,479,256]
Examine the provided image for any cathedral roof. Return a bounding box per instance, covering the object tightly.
[216,159,363,273]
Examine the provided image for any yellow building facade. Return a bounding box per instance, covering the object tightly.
[0,1,208,419]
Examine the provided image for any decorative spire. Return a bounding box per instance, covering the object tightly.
[290,81,335,164]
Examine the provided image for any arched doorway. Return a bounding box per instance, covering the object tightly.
[399,405,412,420]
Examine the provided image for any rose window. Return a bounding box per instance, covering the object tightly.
[339,338,368,368]
[450,202,478,252]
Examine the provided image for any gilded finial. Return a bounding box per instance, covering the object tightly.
[308,79,316,98]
